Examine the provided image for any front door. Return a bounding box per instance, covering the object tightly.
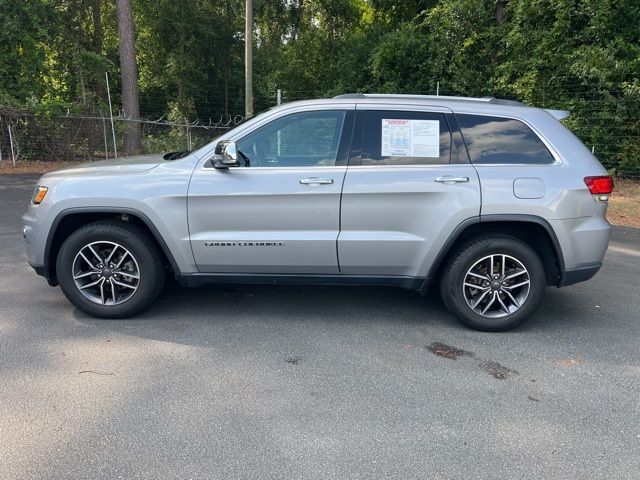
[188,107,354,274]
[338,106,481,278]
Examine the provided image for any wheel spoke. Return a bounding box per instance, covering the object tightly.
[78,277,103,290]
[501,255,506,277]
[111,280,118,304]
[503,279,530,290]
[114,251,129,270]
[87,245,104,265]
[489,255,494,276]
[467,272,487,281]
[504,289,520,308]
[79,251,99,270]
[504,269,527,281]
[481,292,497,314]
[73,271,95,280]
[464,282,489,291]
[105,245,119,264]
[472,289,490,309]
[99,278,106,304]
[111,278,136,290]
[115,270,139,280]
[496,294,510,314]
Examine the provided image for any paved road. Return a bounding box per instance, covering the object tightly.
[1,174,639,479]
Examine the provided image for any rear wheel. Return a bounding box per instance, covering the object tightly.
[439,235,546,331]
[56,221,165,318]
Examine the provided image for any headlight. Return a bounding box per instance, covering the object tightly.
[31,186,48,205]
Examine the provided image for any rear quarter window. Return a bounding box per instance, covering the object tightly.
[457,114,555,165]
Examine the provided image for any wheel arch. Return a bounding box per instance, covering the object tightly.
[422,214,565,292]
[44,207,181,285]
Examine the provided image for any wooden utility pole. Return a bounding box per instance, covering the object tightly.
[116,0,141,154]
[245,0,254,118]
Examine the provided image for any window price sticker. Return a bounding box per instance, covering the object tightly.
[381,119,440,157]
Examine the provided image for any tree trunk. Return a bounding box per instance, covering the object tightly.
[224,70,229,119]
[91,0,105,99]
[495,0,506,24]
[92,0,103,54]
[116,0,141,155]
[178,31,185,106]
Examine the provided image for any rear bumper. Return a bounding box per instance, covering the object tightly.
[558,262,601,287]
[548,216,611,271]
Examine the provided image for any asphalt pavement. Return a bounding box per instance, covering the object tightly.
[1,174,639,479]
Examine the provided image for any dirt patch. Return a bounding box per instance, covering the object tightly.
[0,160,84,175]
[479,360,519,380]
[608,178,640,228]
[425,342,475,360]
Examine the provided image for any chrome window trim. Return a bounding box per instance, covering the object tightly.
[344,164,475,170]
[200,164,347,172]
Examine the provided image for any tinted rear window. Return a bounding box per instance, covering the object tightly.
[457,114,555,164]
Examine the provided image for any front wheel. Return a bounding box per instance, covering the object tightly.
[439,235,546,331]
[56,221,165,318]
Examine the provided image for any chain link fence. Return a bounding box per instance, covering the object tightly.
[0,109,241,164]
[1,82,639,178]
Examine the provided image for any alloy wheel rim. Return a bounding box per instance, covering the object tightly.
[462,254,530,319]
[72,241,140,306]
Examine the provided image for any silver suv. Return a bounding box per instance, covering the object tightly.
[22,94,613,331]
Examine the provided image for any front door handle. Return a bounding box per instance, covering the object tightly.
[300,177,334,185]
[435,175,469,184]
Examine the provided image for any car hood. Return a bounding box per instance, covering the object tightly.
[42,154,165,179]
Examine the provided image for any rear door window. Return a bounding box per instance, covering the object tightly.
[457,114,555,164]
[359,111,451,165]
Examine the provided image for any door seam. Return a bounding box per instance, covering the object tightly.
[336,107,358,273]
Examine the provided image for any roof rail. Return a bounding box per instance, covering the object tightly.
[333,93,524,106]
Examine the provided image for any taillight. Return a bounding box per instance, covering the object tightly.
[584,176,614,198]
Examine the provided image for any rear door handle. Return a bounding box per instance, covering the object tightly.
[435,176,469,184]
[300,177,334,185]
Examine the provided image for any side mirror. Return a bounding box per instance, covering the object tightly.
[212,140,240,169]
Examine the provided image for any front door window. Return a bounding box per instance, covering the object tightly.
[236,110,346,168]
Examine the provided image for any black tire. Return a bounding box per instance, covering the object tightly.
[56,220,165,318]
[439,235,546,331]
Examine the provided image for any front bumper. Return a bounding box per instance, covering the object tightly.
[29,263,58,286]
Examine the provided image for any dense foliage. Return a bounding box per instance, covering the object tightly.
[1,0,639,174]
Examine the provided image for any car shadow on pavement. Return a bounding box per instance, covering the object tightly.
[68,277,594,352]
[69,282,465,346]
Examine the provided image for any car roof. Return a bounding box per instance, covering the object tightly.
[275,94,570,120]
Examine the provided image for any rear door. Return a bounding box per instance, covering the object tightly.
[188,106,354,274]
[338,105,481,278]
